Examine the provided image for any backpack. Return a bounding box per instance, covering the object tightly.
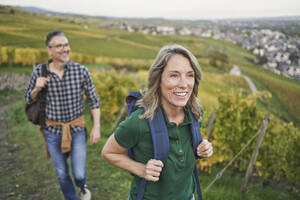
[25,63,48,127]
[126,91,203,200]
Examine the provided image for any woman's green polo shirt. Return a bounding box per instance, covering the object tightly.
[114,107,201,200]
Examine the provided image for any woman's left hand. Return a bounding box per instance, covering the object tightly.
[197,139,213,157]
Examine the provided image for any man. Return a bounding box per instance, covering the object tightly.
[24,30,101,200]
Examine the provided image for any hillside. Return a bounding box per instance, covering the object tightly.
[0,5,300,126]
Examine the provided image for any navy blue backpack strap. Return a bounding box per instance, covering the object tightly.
[193,167,202,200]
[126,91,142,115]
[126,91,142,160]
[190,115,202,158]
[190,114,203,200]
[147,106,170,162]
[136,106,170,200]
[126,91,145,200]
[136,179,147,200]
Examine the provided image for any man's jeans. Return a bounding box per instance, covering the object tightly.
[44,128,86,200]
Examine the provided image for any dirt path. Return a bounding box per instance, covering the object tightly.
[0,95,23,199]
[0,95,18,169]
[229,65,258,93]
[0,99,13,169]
[0,94,65,200]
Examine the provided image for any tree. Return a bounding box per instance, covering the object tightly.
[289,52,300,65]
[257,55,268,65]
[9,9,15,14]
[208,50,229,68]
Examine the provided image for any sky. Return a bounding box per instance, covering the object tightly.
[1,0,300,20]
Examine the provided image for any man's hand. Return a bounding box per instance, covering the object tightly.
[35,77,50,91]
[30,77,50,101]
[90,126,100,145]
[90,108,101,145]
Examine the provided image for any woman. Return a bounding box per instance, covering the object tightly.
[101,44,213,200]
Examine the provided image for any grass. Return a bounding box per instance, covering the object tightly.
[0,7,248,61]
[0,66,33,74]
[240,65,300,125]
[1,99,297,200]
[200,165,295,200]
[0,90,23,101]
[198,72,251,112]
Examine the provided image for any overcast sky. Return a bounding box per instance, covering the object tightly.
[1,0,300,19]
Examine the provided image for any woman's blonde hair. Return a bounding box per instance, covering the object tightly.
[136,44,202,121]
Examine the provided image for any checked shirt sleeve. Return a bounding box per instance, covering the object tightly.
[82,67,101,109]
[24,67,39,105]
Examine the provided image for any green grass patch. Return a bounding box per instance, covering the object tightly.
[201,166,296,200]
[240,65,300,126]
[0,90,23,101]
[69,36,158,59]
[0,66,33,74]
[199,73,250,111]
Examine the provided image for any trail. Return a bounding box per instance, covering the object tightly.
[0,95,23,199]
[229,65,258,93]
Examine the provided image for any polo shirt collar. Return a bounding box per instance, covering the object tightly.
[160,106,193,127]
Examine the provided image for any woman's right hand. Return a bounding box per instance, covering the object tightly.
[101,135,164,182]
[143,159,164,182]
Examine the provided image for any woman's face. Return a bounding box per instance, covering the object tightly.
[160,54,195,111]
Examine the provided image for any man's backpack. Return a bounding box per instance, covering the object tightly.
[25,64,48,127]
[126,91,203,200]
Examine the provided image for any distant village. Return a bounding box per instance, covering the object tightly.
[105,21,300,81]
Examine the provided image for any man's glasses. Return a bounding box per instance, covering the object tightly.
[48,43,70,50]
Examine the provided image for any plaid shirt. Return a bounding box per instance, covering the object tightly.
[24,60,101,135]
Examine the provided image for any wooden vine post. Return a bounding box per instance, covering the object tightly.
[112,102,127,130]
[240,114,270,194]
[205,108,217,139]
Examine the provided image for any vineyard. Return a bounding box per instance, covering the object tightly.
[90,70,300,186]
[0,5,300,199]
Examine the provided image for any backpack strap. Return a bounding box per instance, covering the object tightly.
[190,114,203,158]
[193,167,202,200]
[136,179,147,200]
[126,91,170,162]
[136,106,170,200]
[39,63,48,127]
[126,91,143,160]
[126,91,142,115]
[147,106,170,162]
[190,114,203,200]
